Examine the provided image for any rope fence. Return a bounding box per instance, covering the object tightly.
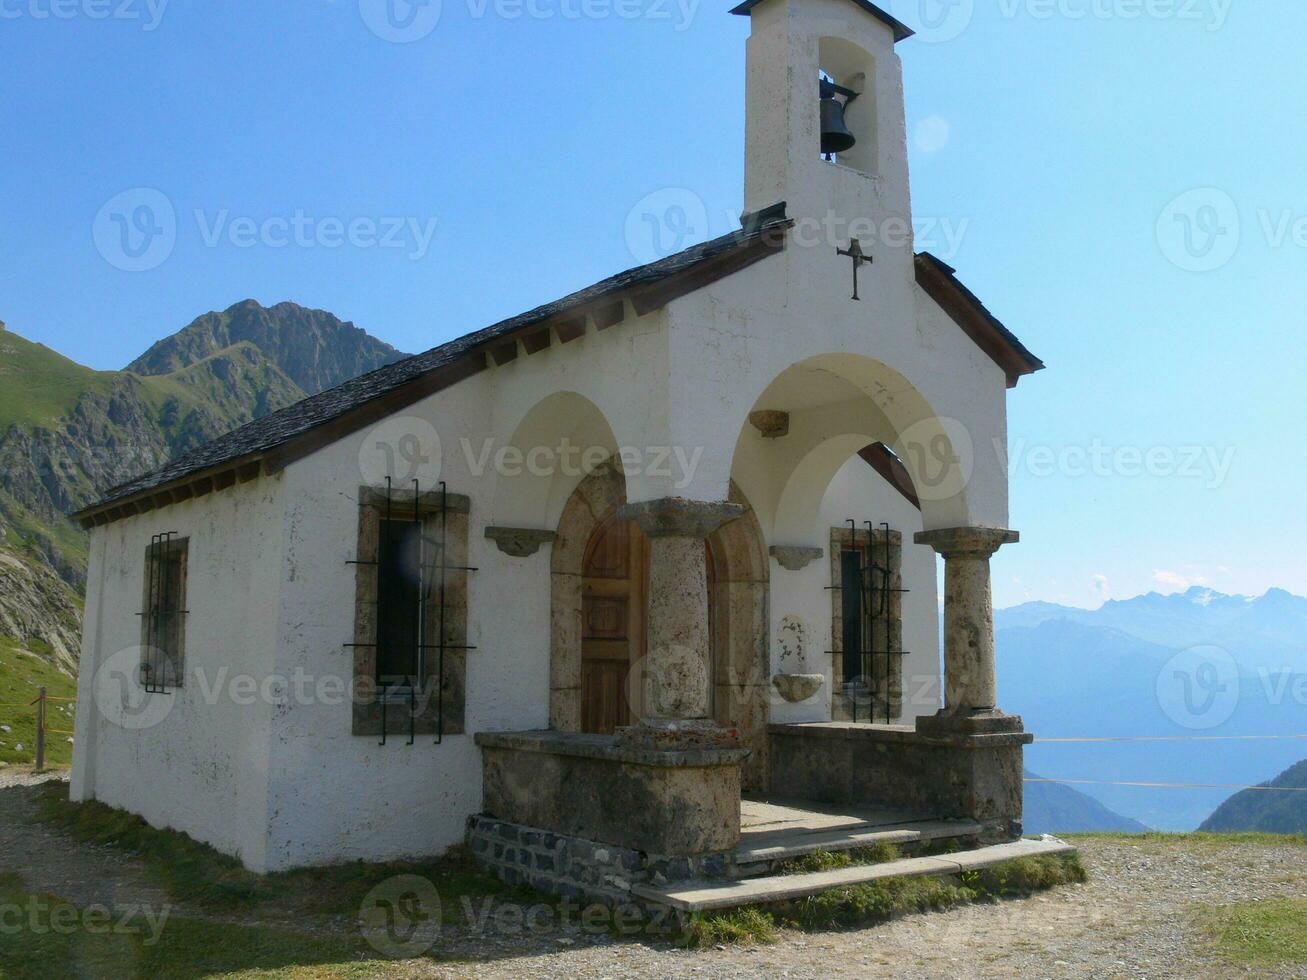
[1,687,78,770]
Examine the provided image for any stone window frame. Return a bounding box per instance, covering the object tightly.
[828,525,903,724]
[139,535,189,690]
[351,485,471,738]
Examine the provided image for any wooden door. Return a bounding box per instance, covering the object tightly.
[581,511,646,734]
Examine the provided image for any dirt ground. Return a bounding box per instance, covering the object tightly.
[1,775,1304,979]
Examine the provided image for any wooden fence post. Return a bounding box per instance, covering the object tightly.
[34,687,46,771]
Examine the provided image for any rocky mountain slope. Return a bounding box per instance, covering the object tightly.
[1023,768,1150,834]
[1200,759,1307,834]
[0,303,407,672]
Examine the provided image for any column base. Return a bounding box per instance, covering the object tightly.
[916,709,1025,736]
[615,719,743,752]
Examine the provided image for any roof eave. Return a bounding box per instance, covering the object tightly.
[913,251,1045,388]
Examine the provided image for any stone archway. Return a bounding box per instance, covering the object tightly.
[550,462,772,790]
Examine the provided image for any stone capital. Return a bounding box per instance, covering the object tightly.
[914,526,1019,560]
[769,545,824,571]
[617,497,747,539]
[484,526,556,557]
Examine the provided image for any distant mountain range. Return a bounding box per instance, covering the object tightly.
[1200,759,1307,834]
[0,302,406,665]
[1023,768,1149,835]
[998,588,1307,831]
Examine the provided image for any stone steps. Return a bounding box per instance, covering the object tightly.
[632,837,1077,913]
[729,819,982,877]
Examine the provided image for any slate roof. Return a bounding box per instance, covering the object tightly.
[76,206,793,520]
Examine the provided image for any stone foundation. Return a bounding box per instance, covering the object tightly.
[768,722,1032,841]
[475,730,749,855]
[466,815,729,909]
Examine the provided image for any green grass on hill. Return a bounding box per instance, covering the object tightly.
[0,329,118,433]
[1065,831,1307,848]
[0,637,77,768]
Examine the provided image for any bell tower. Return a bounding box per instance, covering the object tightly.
[734,0,914,275]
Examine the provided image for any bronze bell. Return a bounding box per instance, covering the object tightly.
[820,77,858,156]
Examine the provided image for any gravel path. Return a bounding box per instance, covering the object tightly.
[1,777,1304,979]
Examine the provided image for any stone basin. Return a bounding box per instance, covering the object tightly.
[771,673,825,703]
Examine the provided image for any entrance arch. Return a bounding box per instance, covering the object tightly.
[551,461,772,788]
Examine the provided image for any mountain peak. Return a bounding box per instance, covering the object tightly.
[126,299,409,397]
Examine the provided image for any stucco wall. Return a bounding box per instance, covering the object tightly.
[70,476,283,871]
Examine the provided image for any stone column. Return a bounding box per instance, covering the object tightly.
[914,526,1022,735]
[616,497,745,749]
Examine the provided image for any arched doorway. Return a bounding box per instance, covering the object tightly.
[552,461,770,786]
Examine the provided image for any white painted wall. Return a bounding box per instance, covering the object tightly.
[70,477,283,871]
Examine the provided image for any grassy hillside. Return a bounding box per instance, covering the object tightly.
[0,636,77,768]
[1200,759,1307,835]
[0,328,118,432]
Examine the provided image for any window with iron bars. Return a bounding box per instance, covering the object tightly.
[140,532,188,693]
[349,483,472,741]
[829,522,906,724]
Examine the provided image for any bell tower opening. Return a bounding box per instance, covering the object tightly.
[818,38,877,176]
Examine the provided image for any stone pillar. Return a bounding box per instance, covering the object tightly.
[616,497,745,749]
[914,526,1022,735]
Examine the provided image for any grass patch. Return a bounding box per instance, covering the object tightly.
[31,783,548,920]
[1202,898,1307,967]
[686,852,1086,946]
[778,842,899,874]
[0,871,390,980]
[684,906,778,947]
[0,638,77,768]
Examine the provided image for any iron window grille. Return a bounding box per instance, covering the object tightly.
[139,531,188,694]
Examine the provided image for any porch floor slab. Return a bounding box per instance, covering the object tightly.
[736,796,981,863]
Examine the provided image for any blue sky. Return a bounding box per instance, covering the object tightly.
[2,0,1304,609]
